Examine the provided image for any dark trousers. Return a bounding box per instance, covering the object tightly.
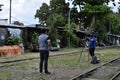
[39,50,49,73]
[89,48,95,57]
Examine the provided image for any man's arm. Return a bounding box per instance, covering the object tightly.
[47,37,52,48]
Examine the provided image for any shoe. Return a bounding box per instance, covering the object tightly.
[39,70,43,73]
[91,60,100,64]
[39,72,43,74]
[45,71,51,74]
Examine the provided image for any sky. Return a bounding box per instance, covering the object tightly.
[0,0,50,25]
[0,0,119,26]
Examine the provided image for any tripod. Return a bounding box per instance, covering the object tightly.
[78,40,89,62]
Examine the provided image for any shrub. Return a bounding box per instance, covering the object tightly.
[5,35,22,45]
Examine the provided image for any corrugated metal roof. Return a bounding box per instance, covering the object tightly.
[0,22,26,28]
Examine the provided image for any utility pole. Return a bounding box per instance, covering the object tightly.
[9,0,12,24]
[67,0,72,47]
[0,4,3,11]
[68,8,71,47]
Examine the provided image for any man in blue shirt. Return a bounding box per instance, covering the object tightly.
[88,31,100,64]
[38,29,51,74]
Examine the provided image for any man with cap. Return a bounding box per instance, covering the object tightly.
[87,31,100,64]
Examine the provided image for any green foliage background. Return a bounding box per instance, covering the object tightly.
[35,0,120,47]
[5,35,22,45]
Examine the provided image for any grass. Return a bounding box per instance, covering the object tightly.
[0,47,120,80]
[1,48,120,68]
[48,48,120,69]
[49,53,95,69]
[0,70,11,80]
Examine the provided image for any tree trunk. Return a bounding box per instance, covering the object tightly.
[90,14,96,31]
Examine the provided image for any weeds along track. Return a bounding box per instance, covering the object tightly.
[0,46,119,66]
[72,57,120,80]
[0,50,81,67]
[0,52,79,67]
[0,46,118,66]
[0,46,120,80]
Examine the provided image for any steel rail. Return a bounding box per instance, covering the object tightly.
[0,51,80,68]
[0,46,118,64]
[71,57,120,80]
[0,51,79,64]
[110,71,120,80]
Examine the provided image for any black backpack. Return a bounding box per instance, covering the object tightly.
[91,56,100,64]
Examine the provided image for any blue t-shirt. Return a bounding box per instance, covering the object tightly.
[88,36,96,48]
[38,34,50,51]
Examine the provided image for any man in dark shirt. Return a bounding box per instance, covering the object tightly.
[38,29,51,74]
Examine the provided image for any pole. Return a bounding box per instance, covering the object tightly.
[0,4,3,11]
[9,0,12,24]
[67,0,72,47]
[68,9,71,47]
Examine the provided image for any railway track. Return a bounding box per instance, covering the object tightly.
[0,50,80,67]
[0,46,118,65]
[72,57,120,80]
[0,46,120,80]
[0,52,120,80]
[110,71,120,80]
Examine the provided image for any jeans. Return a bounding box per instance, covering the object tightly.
[89,48,95,57]
[39,50,49,73]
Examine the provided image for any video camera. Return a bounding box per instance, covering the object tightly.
[84,33,91,37]
[84,31,97,38]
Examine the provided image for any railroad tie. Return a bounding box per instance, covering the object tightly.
[82,78,99,80]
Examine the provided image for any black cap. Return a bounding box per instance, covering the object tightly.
[91,31,95,34]
[41,28,48,33]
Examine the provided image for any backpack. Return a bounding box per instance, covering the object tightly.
[91,56,100,64]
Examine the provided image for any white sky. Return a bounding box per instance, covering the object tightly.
[0,0,119,25]
[0,0,50,25]
[108,0,119,12]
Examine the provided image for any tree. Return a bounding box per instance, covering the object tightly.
[65,22,79,47]
[83,4,111,29]
[47,14,65,46]
[35,3,50,25]
[35,0,120,47]
[107,13,120,34]
[35,0,79,26]
[70,0,120,45]
[12,21,24,26]
[35,0,79,47]
[50,0,69,18]
[71,0,116,30]
[30,31,39,51]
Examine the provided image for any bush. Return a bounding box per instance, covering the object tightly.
[5,35,22,45]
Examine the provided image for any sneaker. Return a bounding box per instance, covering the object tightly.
[91,60,100,64]
[45,71,51,74]
[39,71,43,74]
[39,70,43,74]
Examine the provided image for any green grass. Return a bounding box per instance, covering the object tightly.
[2,48,119,69]
[0,70,11,80]
[49,48,120,69]
[49,53,98,69]
[96,48,120,62]
[0,47,120,79]
[16,60,39,69]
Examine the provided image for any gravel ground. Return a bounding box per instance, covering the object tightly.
[0,61,89,80]
[1,58,119,80]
